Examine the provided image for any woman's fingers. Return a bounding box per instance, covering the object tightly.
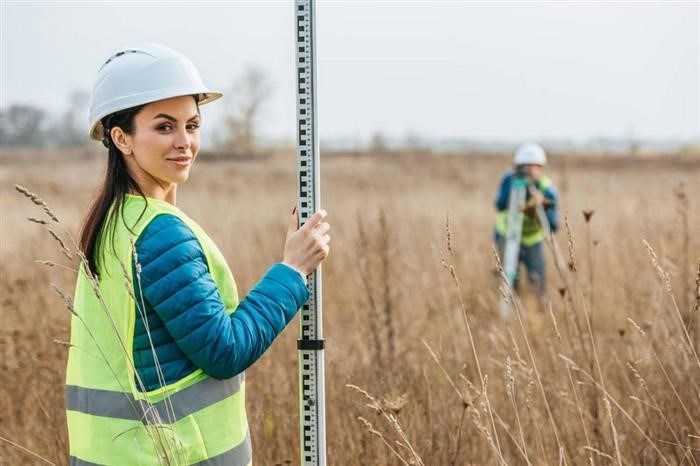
[300,209,327,231]
[314,221,330,235]
[283,209,330,275]
[308,231,330,260]
[306,231,330,254]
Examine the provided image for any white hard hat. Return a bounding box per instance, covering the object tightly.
[513,143,547,165]
[88,42,222,141]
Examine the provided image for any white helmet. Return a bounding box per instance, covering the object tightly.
[513,143,547,165]
[88,42,222,141]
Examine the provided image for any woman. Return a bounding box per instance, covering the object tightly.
[65,43,330,465]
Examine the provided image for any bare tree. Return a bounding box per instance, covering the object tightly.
[1,90,90,149]
[402,129,424,152]
[0,104,47,147]
[50,89,90,147]
[223,67,272,157]
[368,131,389,155]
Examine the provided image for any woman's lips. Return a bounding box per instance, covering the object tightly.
[166,156,192,166]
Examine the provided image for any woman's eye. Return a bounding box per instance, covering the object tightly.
[156,122,199,131]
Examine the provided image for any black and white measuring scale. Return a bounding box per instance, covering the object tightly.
[295,1,326,465]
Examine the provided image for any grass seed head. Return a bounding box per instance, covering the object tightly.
[382,393,408,415]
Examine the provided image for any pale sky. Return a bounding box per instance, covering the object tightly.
[1,1,698,146]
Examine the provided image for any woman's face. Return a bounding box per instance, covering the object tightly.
[121,95,201,192]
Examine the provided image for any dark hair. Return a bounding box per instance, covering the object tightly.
[79,105,147,277]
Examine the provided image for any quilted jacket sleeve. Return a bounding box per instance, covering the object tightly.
[495,172,512,211]
[543,185,559,232]
[134,214,309,379]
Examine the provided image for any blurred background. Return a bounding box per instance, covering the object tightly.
[1,2,699,465]
[1,1,698,153]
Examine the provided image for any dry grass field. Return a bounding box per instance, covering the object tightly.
[1,148,698,465]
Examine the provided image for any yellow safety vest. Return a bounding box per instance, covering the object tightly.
[495,175,553,247]
[66,194,251,465]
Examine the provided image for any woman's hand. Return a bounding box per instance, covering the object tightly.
[283,207,331,276]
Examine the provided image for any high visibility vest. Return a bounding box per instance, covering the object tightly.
[495,175,553,247]
[66,194,251,466]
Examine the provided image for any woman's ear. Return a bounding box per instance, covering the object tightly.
[110,127,133,156]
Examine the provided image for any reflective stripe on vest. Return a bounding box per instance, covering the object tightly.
[66,374,242,422]
[495,175,552,246]
[66,194,247,465]
[69,430,252,466]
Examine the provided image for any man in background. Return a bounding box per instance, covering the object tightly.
[494,143,559,298]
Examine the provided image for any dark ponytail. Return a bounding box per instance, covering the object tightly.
[79,105,146,277]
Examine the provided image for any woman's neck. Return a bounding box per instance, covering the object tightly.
[130,184,177,205]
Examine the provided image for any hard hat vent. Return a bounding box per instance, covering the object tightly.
[100,50,142,70]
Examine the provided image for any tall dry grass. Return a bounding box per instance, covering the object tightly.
[1,149,698,465]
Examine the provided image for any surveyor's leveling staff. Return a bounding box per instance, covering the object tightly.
[295,1,327,465]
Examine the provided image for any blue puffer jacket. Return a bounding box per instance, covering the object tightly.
[131,214,308,391]
[494,170,559,234]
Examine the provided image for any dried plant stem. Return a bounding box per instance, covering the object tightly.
[357,417,412,466]
[0,435,58,465]
[16,185,182,462]
[347,384,425,466]
[560,355,674,466]
[548,304,594,463]
[444,250,505,464]
[674,182,690,316]
[650,347,700,434]
[506,357,532,466]
[50,283,168,455]
[356,213,386,365]
[644,240,700,370]
[657,439,700,455]
[582,445,615,462]
[35,259,78,273]
[690,258,700,345]
[422,340,463,401]
[378,210,396,363]
[579,295,623,466]
[627,361,699,466]
[494,247,566,461]
[129,244,181,434]
[584,220,595,319]
[525,374,548,462]
[561,214,605,450]
[543,215,592,376]
[541,211,579,313]
[492,409,535,464]
[450,404,468,465]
